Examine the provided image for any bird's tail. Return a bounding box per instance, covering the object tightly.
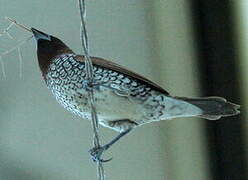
[176,96,240,120]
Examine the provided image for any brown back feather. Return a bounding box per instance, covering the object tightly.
[75,55,169,95]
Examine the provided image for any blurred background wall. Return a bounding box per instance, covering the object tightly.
[0,0,246,180]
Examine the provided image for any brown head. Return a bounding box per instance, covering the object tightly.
[31,28,74,77]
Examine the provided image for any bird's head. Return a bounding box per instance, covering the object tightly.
[31,28,74,77]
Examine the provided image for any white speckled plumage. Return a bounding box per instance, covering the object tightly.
[45,54,203,132]
[31,28,239,133]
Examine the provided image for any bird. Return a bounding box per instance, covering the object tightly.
[31,28,240,162]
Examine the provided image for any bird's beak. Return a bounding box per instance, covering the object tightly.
[31,28,51,41]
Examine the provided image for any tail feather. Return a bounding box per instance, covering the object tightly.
[176,96,240,120]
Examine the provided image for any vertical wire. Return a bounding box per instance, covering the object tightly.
[77,0,105,180]
[0,56,6,79]
[17,47,23,78]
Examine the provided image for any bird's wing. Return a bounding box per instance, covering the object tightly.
[75,55,169,95]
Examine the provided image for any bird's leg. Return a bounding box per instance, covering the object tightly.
[89,128,132,163]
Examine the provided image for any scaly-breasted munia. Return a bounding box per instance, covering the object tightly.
[31,28,240,162]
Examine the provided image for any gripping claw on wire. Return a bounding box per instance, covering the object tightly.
[89,146,113,163]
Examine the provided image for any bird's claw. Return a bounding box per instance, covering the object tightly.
[89,146,112,163]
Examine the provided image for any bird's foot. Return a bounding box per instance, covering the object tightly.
[89,145,112,163]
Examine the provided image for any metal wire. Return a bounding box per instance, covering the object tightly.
[77,0,105,179]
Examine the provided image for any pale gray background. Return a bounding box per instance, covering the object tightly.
[0,0,246,180]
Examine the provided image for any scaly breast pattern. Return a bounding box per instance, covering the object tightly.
[45,54,163,124]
